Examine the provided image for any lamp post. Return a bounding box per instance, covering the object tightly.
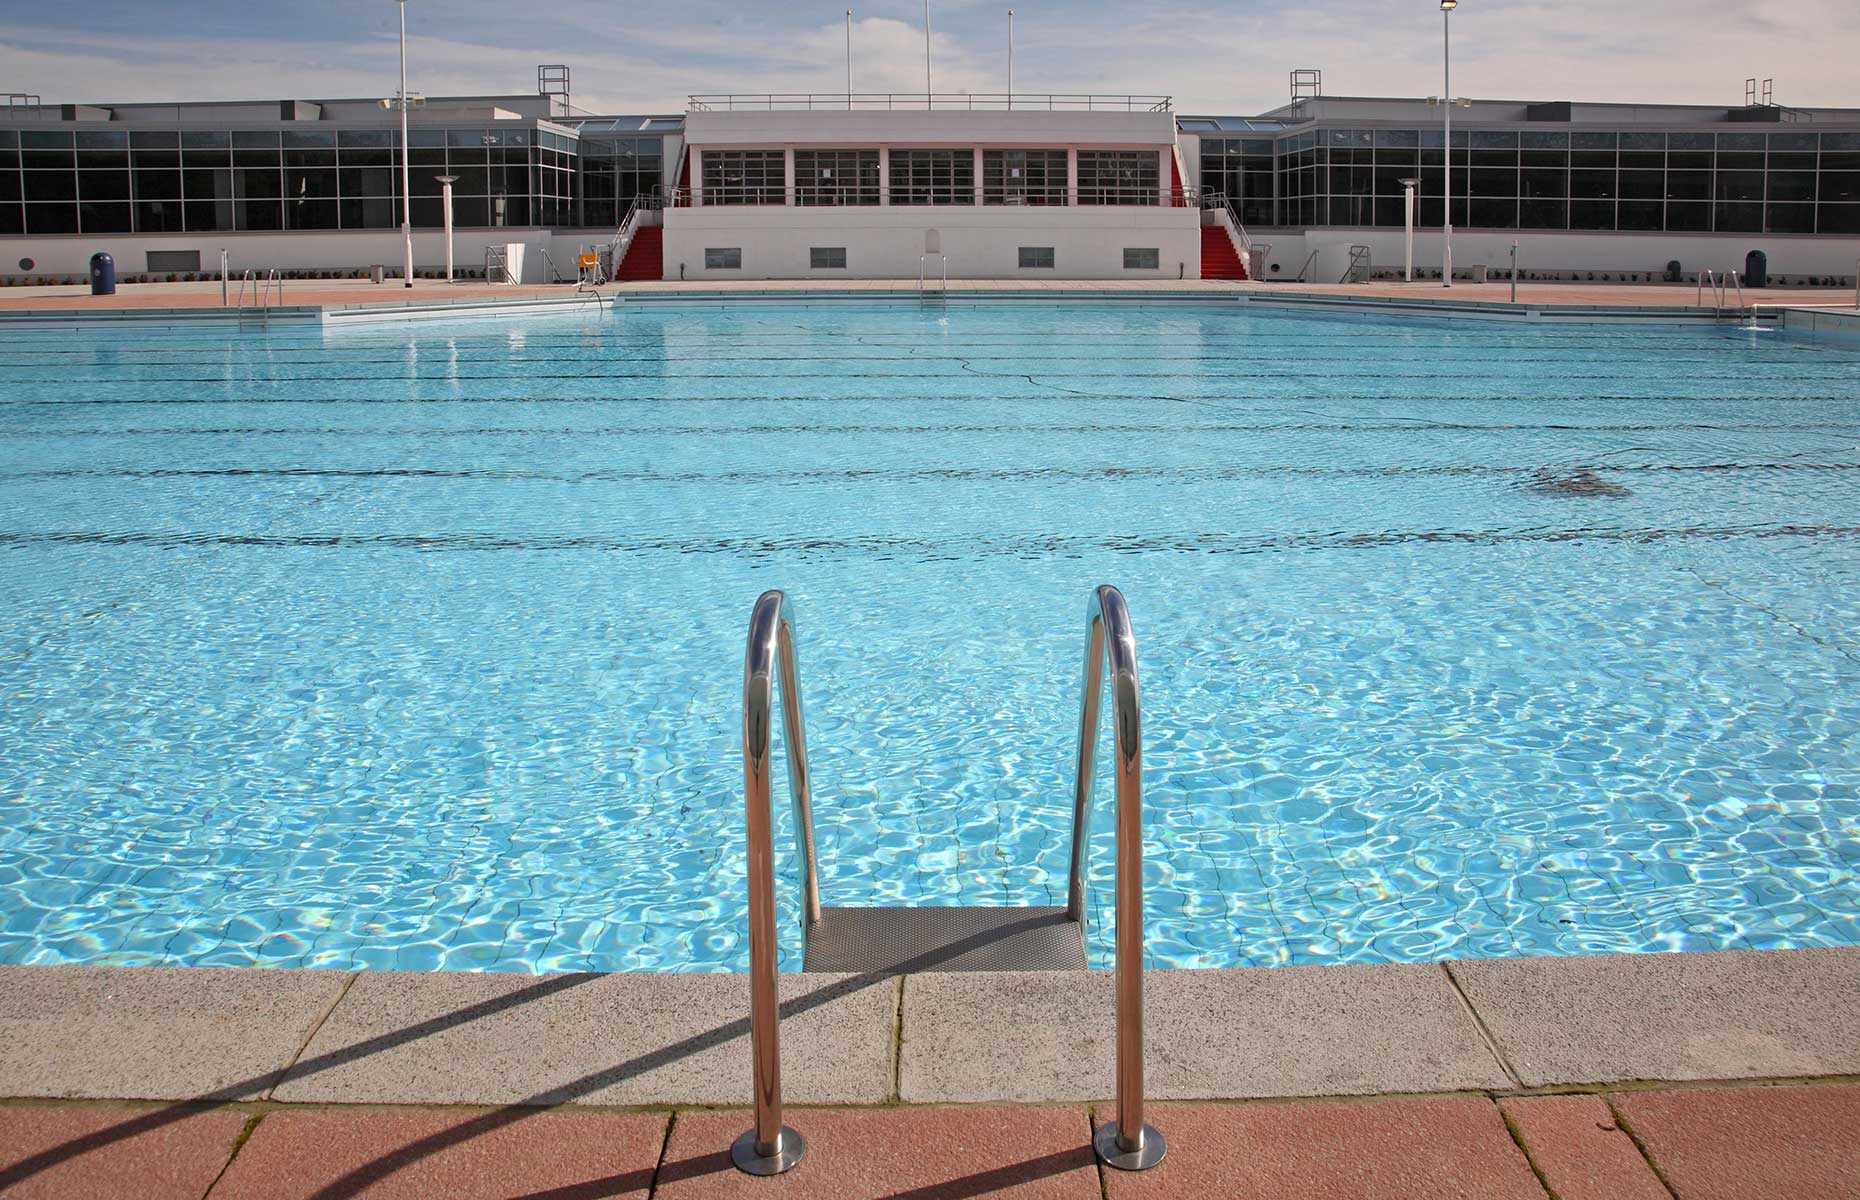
[1440,0,1456,289]
[1008,10,1015,108]
[924,0,933,105]
[395,0,413,288]
[845,10,853,108]
[436,175,458,282]
[1400,177,1419,282]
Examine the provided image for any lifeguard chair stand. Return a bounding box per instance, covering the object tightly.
[576,250,607,291]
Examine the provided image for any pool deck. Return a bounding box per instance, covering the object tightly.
[0,276,1856,327]
[3,946,1857,1196]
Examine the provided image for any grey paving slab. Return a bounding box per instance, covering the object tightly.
[900,962,1509,1103]
[272,968,895,1107]
[0,964,350,1101]
[1449,947,1860,1087]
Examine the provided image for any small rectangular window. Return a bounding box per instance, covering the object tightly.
[704,247,742,270]
[809,247,847,269]
[1018,246,1055,269]
[1123,248,1160,270]
[145,249,202,273]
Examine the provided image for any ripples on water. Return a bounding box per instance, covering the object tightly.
[1,305,1857,973]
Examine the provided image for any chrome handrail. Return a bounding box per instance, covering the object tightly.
[1727,269,1746,312]
[1697,268,1717,310]
[1067,584,1165,1171]
[733,585,1161,1176]
[734,589,820,1177]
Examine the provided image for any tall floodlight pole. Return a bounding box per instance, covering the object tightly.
[1440,0,1456,289]
[396,0,413,288]
[846,11,853,107]
[1008,10,1015,108]
[924,0,933,106]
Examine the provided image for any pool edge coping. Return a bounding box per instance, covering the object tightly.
[0,285,1821,326]
[2,945,1855,1110]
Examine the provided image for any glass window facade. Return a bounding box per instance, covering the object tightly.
[794,149,880,206]
[0,123,577,235]
[1078,150,1159,205]
[575,136,663,227]
[1198,137,1276,226]
[889,149,974,205]
[701,150,784,205]
[1200,127,1860,234]
[982,149,1068,206]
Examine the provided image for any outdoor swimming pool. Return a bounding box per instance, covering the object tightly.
[1,303,1857,973]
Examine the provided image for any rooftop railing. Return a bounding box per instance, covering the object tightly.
[688,93,1171,113]
[657,183,1204,208]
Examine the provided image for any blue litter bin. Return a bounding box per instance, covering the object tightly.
[89,251,116,296]
[1744,249,1769,289]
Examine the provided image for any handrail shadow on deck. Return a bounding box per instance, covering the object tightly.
[0,913,1082,1197]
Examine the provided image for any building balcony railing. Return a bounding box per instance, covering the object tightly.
[688,93,1172,113]
[659,183,1205,207]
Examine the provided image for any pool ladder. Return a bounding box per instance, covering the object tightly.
[734,585,1163,1177]
[1697,269,1747,318]
[234,268,281,323]
[918,253,948,304]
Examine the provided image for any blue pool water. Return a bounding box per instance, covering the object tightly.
[1,303,1858,973]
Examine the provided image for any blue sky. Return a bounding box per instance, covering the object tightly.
[1,1,1853,115]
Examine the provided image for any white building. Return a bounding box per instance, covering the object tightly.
[2,81,1857,286]
[658,98,1205,282]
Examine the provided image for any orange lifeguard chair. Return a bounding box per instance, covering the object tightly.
[576,251,607,290]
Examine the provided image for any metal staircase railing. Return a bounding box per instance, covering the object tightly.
[732,584,1163,1177]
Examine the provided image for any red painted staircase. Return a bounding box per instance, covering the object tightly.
[614,225,663,282]
[1200,225,1248,281]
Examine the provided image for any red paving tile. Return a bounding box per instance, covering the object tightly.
[1501,1095,1669,1200]
[0,1103,249,1199]
[1612,1084,1860,1200]
[209,1107,667,1199]
[1100,1096,1547,1200]
[656,1107,1101,1199]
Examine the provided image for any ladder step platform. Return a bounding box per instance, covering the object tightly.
[801,905,1087,974]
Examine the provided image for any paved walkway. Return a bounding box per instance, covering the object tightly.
[1,276,1853,314]
[3,1084,1855,1197]
[0,279,571,312]
[2,947,1858,1196]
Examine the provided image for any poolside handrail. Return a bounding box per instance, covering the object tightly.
[735,585,1160,1174]
[734,589,820,1176]
[1065,585,1165,1170]
[1697,268,1717,310]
